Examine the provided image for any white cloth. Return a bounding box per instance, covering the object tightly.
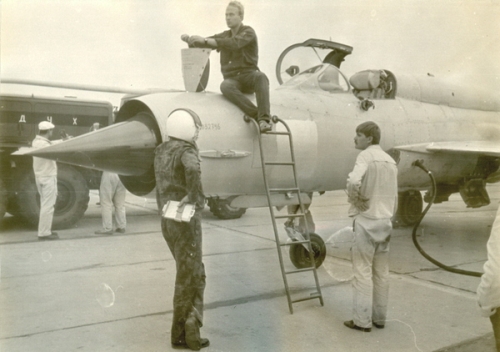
[326,226,355,248]
[477,203,500,317]
[36,176,57,237]
[32,135,57,177]
[347,145,398,220]
[99,172,126,231]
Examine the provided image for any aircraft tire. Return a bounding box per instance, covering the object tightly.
[6,195,22,218]
[208,198,246,220]
[0,179,6,220]
[397,190,423,226]
[15,164,90,229]
[289,233,326,269]
[5,167,26,218]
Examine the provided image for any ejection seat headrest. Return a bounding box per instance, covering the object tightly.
[349,70,383,90]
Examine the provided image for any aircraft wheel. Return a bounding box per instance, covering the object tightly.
[15,164,90,229]
[289,233,326,269]
[208,198,246,220]
[397,190,423,226]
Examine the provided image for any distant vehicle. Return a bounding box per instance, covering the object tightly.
[22,39,500,231]
[0,94,114,228]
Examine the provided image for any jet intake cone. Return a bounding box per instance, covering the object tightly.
[28,112,161,176]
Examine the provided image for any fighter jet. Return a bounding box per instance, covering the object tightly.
[23,38,500,227]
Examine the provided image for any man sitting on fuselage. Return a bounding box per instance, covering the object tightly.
[184,1,273,133]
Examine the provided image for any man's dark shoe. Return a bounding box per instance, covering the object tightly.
[38,233,59,240]
[171,338,210,350]
[344,320,371,332]
[373,322,385,329]
[259,120,272,133]
[115,228,126,234]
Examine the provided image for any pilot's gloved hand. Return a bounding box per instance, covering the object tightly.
[178,195,190,208]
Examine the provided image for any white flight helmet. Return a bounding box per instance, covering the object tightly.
[166,109,202,143]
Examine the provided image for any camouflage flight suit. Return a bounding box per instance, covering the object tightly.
[154,138,206,348]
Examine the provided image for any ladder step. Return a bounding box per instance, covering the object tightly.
[269,187,299,193]
[264,162,295,166]
[291,292,322,304]
[254,117,323,314]
[285,267,315,274]
[265,131,290,136]
[274,213,304,219]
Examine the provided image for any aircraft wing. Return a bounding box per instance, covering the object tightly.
[396,140,500,157]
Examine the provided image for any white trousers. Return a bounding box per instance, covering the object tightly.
[99,172,126,231]
[351,216,392,328]
[36,176,57,237]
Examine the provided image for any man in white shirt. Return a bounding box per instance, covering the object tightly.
[32,121,59,240]
[477,203,500,351]
[344,121,398,332]
[95,172,127,235]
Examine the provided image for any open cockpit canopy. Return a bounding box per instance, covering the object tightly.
[275,38,353,86]
[276,39,500,111]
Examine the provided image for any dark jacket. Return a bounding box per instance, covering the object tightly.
[210,25,259,79]
[154,139,205,210]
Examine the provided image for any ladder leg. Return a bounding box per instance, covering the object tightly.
[245,116,324,313]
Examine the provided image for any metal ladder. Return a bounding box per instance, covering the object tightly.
[245,115,324,314]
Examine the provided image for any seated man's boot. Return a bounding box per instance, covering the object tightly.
[258,120,272,133]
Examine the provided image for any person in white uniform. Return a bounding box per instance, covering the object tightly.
[477,203,500,351]
[344,121,398,332]
[32,121,59,240]
[95,172,126,235]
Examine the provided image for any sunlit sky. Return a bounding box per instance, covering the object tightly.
[1,0,499,108]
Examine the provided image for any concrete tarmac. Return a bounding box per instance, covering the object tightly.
[1,184,499,352]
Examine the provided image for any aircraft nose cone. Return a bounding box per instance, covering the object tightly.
[27,112,161,176]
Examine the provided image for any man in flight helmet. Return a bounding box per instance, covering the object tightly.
[154,109,209,350]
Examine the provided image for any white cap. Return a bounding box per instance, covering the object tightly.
[38,121,55,130]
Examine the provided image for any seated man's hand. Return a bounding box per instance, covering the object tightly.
[188,35,205,47]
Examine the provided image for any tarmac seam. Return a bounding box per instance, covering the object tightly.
[1,282,344,340]
[1,248,277,279]
[323,255,478,297]
[432,332,495,352]
[0,230,162,246]
[400,256,486,275]
[394,273,477,299]
[123,201,158,214]
[203,220,276,243]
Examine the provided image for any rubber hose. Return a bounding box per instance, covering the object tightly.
[411,160,482,277]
